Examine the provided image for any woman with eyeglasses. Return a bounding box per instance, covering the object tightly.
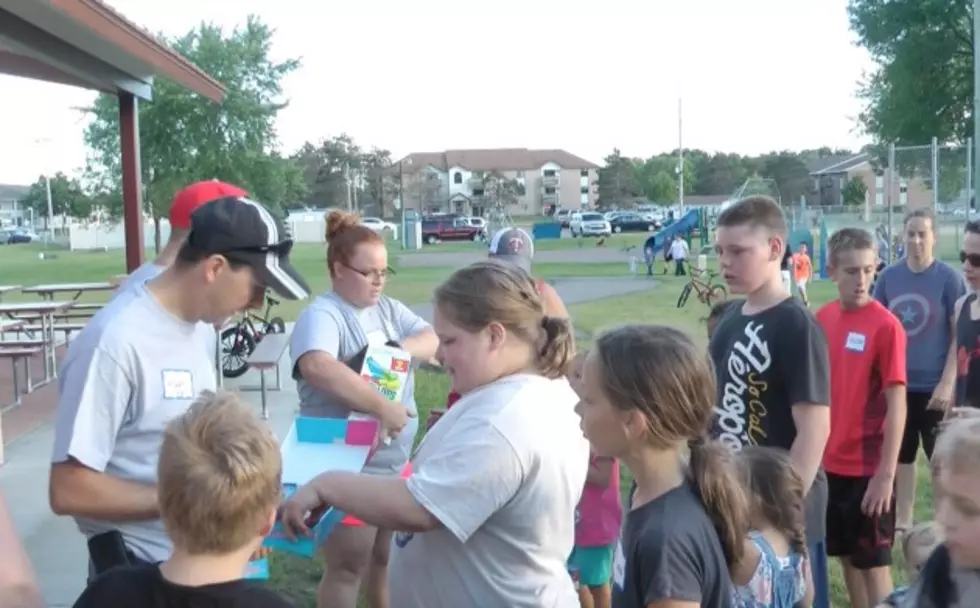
[953,220,980,410]
[289,210,439,608]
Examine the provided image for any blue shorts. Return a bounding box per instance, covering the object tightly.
[568,544,615,587]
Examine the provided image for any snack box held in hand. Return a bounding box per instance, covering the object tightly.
[356,345,411,403]
[263,416,380,558]
[243,557,269,580]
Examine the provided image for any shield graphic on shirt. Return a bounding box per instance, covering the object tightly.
[889,293,931,337]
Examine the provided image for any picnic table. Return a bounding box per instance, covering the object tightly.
[0,301,73,382]
[22,282,115,301]
[0,319,24,334]
[0,285,21,303]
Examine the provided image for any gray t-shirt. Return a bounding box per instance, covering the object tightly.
[388,374,588,608]
[874,260,966,391]
[290,292,429,474]
[51,284,217,563]
[611,482,733,608]
[113,262,218,367]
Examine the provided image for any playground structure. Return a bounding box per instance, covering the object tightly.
[641,208,710,256]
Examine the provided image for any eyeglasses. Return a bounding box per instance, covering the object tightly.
[343,263,394,281]
[960,251,980,267]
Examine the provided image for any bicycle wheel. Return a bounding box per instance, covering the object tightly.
[266,316,286,334]
[677,283,693,308]
[221,325,256,378]
[706,285,727,306]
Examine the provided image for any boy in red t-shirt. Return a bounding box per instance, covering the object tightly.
[427,227,569,430]
[816,227,907,608]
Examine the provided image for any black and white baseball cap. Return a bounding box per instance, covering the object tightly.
[489,227,535,273]
[187,197,311,300]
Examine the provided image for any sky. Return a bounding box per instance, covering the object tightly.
[0,0,875,185]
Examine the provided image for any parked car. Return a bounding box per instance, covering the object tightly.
[609,212,662,233]
[569,212,612,238]
[555,209,573,228]
[421,217,484,244]
[6,228,36,244]
[360,217,397,233]
[463,216,487,230]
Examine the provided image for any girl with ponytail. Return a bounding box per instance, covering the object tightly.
[575,324,748,608]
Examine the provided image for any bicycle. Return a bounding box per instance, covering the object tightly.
[221,292,287,378]
[676,264,727,308]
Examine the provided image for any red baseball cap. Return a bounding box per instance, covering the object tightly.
[169,180,247,230]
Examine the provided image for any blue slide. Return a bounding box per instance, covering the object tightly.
[642,209,700,255]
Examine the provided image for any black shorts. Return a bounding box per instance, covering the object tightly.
[825,473,895,569]
[898,391,945,464]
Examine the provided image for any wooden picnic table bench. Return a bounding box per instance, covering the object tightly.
[0,301,73,383]
[22,282,115,301]
[244,332,290,420]
[0,345,43,410]
[0,285,21,303]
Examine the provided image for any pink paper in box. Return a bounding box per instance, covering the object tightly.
[263,416,380,558]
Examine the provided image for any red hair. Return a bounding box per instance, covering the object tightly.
[325,211,384,274]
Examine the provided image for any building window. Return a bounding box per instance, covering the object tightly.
[543,169,556,177]
[515,170,525,179]
[473,188,485,197]
[544,187,556,195]
[580,186,588,194]
[580,169,588,177]
[453,172,462,184]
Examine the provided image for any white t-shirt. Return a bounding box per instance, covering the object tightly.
[388,374,589,608]
[669,239,689,261]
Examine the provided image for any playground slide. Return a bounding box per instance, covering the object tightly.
[642,209,701,255]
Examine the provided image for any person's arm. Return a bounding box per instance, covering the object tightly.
[872,268,888,307]
[49,346,159,521]
[934,272,969,404]
[291,423,523,538]
[585,456,613,487]
[537,281,570,318]
[781,315,831,492]
[0,495,42,608]
[388,299,439,361]
[877,320,909,482]
[290,309,391,417]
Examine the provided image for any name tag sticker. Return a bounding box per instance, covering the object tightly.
[845,332,866,353]
[162,370,194,400]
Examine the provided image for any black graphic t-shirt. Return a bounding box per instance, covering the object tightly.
[73,563,294,608]
[708,297,831,544]
[956,293,980,409]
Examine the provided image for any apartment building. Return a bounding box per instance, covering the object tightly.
[806,153,932,209]
[0,183,29,227]
[393,148,599,216]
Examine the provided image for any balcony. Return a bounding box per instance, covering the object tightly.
[542,175,559,187]
[541,192,558,205]
[467,176,485,189]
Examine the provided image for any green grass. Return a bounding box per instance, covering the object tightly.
[0,242,935,607]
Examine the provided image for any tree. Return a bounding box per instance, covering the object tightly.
[18,173,94,224]
[849,0,972,144]
[758,152,810,205]
[842,176,868,206]
[596,149,640,208]
[82,16,301,251]
[403,171,446,213]
[290,134,395,213]
[480,173,525,211]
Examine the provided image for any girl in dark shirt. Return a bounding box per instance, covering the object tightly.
[575,324,749,608]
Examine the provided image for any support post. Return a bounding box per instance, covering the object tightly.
[887,143,896,263]
[967,138,973,221]
[931,136,939,209]
[118,93,143,273]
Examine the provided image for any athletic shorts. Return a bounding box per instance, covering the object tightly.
[340,461,413,527]
[899,391,945,464]
[568,544,615,587]
[796,278,809,291]
[825,472,895,569]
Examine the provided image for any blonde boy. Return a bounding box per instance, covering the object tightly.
[73,391,293,607]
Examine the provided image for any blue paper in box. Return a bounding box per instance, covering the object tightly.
[263,416,379,558]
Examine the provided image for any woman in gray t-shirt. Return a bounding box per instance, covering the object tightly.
[289,211,438,608]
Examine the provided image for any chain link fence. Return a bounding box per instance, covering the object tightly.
[786,139,974,264]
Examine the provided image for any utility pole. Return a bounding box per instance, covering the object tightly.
[677,97,685,215]
[974,0,980,215]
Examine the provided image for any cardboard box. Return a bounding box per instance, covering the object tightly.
[244,557,269,580]
[263,416,380,558]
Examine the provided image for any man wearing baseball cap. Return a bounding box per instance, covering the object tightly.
[50,196,309,578]
[431,226,570,419]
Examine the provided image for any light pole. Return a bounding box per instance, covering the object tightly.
[974,0,979,215]
[34,138,55,237]
[677,97,685,216]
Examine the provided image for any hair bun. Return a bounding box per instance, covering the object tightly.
[325,210,360,241]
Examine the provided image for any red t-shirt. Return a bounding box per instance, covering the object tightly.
[445,277,551,410]
[816,299,907,477]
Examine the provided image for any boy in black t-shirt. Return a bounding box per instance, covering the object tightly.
[709,196,832,608]
[73,391,293,608]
